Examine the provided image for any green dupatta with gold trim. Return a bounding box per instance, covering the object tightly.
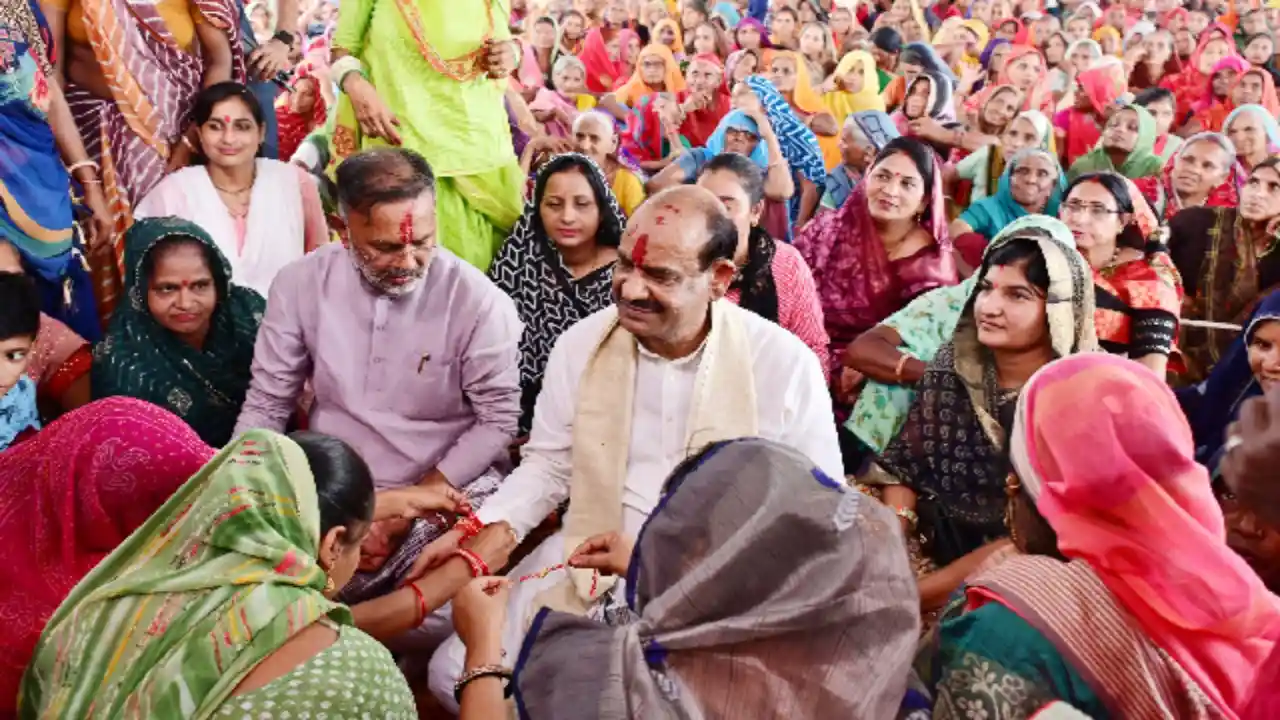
[19,430,349,719]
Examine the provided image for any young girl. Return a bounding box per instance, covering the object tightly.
[0,273,41,451]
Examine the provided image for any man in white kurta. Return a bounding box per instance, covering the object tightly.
[426,186,841,710]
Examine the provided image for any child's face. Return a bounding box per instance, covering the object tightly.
[0,335,33,400]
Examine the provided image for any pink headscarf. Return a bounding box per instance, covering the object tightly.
[1009,354,1280,716]
[1192,56,1252,114]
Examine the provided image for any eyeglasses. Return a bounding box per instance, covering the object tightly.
[1060,201,1123,220]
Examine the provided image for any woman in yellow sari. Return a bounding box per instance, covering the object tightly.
[330,0,525,272]
[825,50,887,121]
[769,49,842,168]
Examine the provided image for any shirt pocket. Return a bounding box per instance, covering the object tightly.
[392,359,466,421]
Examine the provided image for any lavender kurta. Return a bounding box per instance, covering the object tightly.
[233,244,523,489]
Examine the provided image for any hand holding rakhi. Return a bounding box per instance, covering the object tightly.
[568,532,634,577]
[374,484,469,521]
[483,39,518,79]
[453,577,510,662]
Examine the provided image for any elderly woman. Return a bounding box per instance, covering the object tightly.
[1067,102,1166,181]
[930,354,1280,718]
[91,217,265,447]
[950,148,1067,268]
[1224,104,1280,172]
[1133,132,1239,223]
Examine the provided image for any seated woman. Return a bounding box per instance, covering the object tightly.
[134,82,328,297]
[618,53,730,163]
[1224,104,1280,173]
[489,153,624,437]
[1060,172,1182,376]
[931,354,1279,718]
[951,148,1067,269]
[647,105,796,240]
[0,241,92,419]
[1168,158,1280,384]
[1053,65,1122,170]
[1133,132,1239,223]
[822,49,888,124]
[1182,291,1280,479]
[1067,102,1165,181]
[950,89,1032,203]
[21,429,517,718]
[695,153,831,376]
[1182,56,1251,135]
[890,70,958,150]
[1133,86,1183,164]
[795,137,956,383]
[275,66,328,164]
[868,228,1097,606]
[609,43,685,108]
[91,217,265,447]
[528,56,592,138]
[0,272,42,451]
[458,438,920,719]
[0,397,214,714]
[845,215,1072,455]
[767,50,841,169]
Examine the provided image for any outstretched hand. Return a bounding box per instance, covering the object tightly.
[568,531,634,577]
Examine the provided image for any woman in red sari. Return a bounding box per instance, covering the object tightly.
[1054,65,1122,168]
[0,397,215,716]
[1186,56,1251,134]
[579,27,626,93]
[1160,25,1235,123]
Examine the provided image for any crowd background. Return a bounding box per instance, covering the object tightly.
[4,0,1280,716]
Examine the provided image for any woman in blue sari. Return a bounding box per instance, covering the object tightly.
[0,0,110,341]
[1179,290,1280,478]
[949,147,1067,270]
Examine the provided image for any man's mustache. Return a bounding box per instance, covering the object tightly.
[616,296,663,313]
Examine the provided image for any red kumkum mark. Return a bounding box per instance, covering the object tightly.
[399,209,414,245]
[660,203,681,214]
[633,233,649,265]
[655,215,667,226]
[221,115,233,125]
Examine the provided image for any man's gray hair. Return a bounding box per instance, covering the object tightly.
[335,148,436,217]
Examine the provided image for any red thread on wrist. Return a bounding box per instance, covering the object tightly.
[408,582,428,626]
[455,514,484,541]
[456,548,490,578]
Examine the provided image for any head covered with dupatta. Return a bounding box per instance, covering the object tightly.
[1006,353,1280,715]
[20,430,366,717]
[513,438,920,719]
[90,217,265,447]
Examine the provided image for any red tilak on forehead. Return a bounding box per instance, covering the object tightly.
[660,203,681,215]
[655,215,667,226]
[399,209,414,245]
[179,280,192,289]
[632,233,650,265]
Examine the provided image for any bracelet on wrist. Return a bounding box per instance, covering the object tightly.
[408,582,428,626]
[455,514,484,541]
[893,506,919,529]
[894,353,915,383]
[455,548,490,578]
[453,664,512,703]
[67,160,99,176]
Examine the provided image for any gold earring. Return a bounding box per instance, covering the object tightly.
[323,574,336,593]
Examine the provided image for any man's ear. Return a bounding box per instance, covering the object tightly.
[331,213,350,246]
[708,257,738,299]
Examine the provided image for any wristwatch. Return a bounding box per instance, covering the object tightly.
[271,30,299,48]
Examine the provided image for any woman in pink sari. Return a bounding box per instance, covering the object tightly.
[794,136,956,385]
[42,0,246,319]
[0,397,214,716]
[931,354,1280,718]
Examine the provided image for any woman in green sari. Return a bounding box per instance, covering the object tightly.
[90,217,264,447]
[1066,102,1166,181]
[19,430,417,718]
[329,0,525,272]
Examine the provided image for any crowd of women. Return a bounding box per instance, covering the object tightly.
[4,0,1280,715]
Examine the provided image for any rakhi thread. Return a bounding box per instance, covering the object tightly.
[452,513,600,597]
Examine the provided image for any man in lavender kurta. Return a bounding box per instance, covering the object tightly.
[233,148,522,602]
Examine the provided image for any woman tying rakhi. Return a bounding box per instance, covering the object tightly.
[1,0,111,340]
[41,0,244,317]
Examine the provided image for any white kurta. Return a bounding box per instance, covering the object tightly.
[426,303,842,709]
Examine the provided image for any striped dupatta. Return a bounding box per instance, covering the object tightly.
[66,0,243,321]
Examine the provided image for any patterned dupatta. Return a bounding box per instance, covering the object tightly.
[20,430,349,718]
[875,225,1097,563]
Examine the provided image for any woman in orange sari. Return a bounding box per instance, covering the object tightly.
[41,0,244,319]
[768,49,840,169]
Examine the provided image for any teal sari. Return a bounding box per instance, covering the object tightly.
[91,218,265,447]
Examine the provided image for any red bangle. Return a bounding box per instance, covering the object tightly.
[455,548,490,578]
[455,514,484,541]
[408,582,428,626]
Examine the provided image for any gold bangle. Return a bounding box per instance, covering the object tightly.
[894,353,913,383]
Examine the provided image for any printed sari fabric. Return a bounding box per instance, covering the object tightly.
[19,430,382,717]
[25,313,92,409]
[60,0,245,319]
[0,397,212,716]
[984,354,1280,716]
[332,0,524,270]
[1168,206,1280,384]
[873,227,1097,566]
[489,154,622,435]
[793,147,954,375]
[0,1,100,341]
[514,439,919,720]
[91,217,265,447]
[743,75,827,224]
